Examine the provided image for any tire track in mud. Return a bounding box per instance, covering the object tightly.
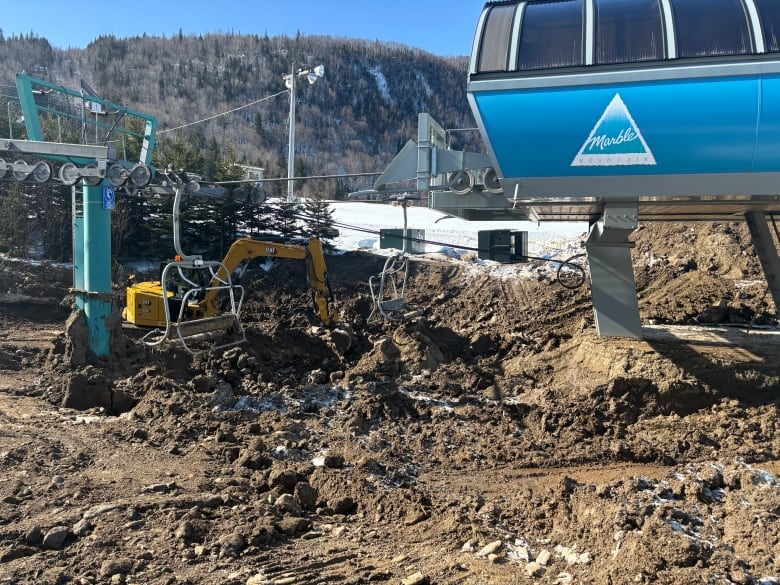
[248,547,361,583]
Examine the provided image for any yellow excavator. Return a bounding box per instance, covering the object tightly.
[122,174,338,354]
[124,236,335,322]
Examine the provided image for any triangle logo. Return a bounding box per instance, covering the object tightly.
[571,93,656,167]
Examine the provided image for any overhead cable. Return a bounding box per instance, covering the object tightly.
[157,89,288,135]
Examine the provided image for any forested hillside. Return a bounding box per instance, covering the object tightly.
[0,31,477,261]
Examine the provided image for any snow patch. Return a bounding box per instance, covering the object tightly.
[368,65,391,102]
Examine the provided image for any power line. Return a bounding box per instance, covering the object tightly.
[157,89,288,135]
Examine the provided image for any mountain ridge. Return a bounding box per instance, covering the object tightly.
[0,31,477,197]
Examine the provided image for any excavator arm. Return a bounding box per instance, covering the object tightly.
[199,237,337,325]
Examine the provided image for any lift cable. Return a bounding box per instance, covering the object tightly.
[187,190,586,287]
[156,90,288,135]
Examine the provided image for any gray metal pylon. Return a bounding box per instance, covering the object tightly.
[585,200,643,338]
[745,211,780,314]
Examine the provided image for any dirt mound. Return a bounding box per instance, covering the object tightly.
[1,221,779,585]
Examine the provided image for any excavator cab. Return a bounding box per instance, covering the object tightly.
[124,255,247,355]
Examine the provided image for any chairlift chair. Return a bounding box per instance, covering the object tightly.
[368,197,424,322]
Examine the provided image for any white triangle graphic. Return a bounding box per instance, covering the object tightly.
[571,93,656,167]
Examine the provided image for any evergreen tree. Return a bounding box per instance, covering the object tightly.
[269,200,303,241]
[299,193,337,251]
[40,183,71,261]
[0,181,36,257]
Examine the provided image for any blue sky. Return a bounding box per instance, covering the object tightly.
[3,0,484,56]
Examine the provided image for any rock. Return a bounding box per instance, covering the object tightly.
[356,456,384,475]
[277,517,311,536]
[330,326,353,354]
[511,540,531,562]
[218,531,246,555]
[246,574,266,585]
[476,540,503,558]
[82,503,121,520]
[42,526,70,550]
[275,493,303,516]
[525,561,545,578]
[294,482,318,511]
[24,526,43,546]
[401,572,429,585]
[249,523,276,546]
[329,496,356,515]
[537,549,552,565]
[236,438,271,470]
[324,453,345,469]
[72,519,93,537]
[555,544,592,564]
[130,428,148,441]
[404,508,430,525]
[269,469,300,491]
[308,369,328,384]
[140,481,177,493]
[332,525,347,538]
[174,521,193,541]
[99,558,134,579]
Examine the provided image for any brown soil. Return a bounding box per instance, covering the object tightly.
[0,221,779,585]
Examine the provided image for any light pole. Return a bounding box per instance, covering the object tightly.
[283,63,324,202]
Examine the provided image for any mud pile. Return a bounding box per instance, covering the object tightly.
[0,221,779,585]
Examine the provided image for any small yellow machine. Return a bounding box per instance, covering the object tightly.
[122,173,337,353]
[124,237,335,326]
[123,237,336,353]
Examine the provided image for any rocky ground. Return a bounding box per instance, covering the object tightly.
[0,220,779,585]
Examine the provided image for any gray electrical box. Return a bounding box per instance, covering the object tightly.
[379,229,425,254]
[477,230,528,263]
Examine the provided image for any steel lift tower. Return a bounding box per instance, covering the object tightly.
[1,73,157,356]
